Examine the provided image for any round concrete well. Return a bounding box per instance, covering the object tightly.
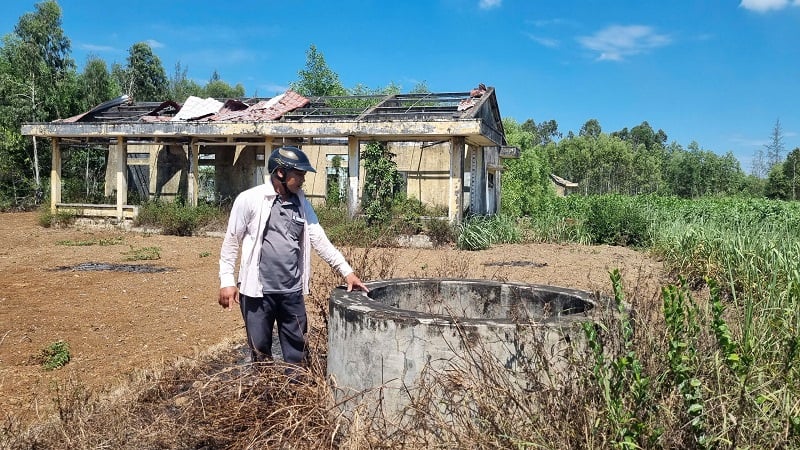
[327,278,606,420]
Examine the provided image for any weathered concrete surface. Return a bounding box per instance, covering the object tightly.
[327,278,607,421]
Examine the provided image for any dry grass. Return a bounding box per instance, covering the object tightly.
[6,243,774,450]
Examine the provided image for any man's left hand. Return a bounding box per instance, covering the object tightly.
[345,273,369,292]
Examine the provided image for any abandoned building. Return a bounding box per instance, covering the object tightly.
[550,173,579,196]
[21,85,519,224]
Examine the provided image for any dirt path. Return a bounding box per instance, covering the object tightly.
[0,212,668,421]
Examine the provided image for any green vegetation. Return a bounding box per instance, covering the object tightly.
[38,341,70,370]
[37,207,76,228]
[134,200,226,236]
[56,236,124,246]
[122,246,160,261]
[456,214,520,250]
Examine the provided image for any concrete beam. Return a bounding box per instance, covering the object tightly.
[21,119,501,147]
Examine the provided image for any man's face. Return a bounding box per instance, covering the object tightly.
[283,169,306,194]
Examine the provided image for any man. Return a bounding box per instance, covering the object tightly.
[218,146,369,365]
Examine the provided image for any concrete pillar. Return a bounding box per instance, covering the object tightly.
[50,138,61,213]
[147,144,158,200]
[449,137,465,224]
[263,137,273,184]
[116,137,128,219]
[347,136,360,218]
[187,139,200,206]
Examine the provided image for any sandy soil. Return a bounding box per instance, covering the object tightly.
[0,211,668,421]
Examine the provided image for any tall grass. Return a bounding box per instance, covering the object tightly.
[5,194,800,448]
[516,194,800,446]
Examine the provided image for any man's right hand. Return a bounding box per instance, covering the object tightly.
[218,286,239,310]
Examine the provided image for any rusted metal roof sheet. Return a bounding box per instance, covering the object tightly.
[208,90,310,122]
[22,85,509,147]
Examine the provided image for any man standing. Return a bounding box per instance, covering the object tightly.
[218,146,368,365]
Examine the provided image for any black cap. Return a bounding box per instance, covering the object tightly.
[267,146,317,174]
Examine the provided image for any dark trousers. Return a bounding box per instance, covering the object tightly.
[239,292,308,364]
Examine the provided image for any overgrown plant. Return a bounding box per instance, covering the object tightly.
[582,269,654,448]
[38,341,71,370]
[135,200,225,236]
[361,141,403,225]
[456,214,521,250]
[662,280,707,447]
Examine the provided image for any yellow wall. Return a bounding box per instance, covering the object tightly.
[299,141,451,210]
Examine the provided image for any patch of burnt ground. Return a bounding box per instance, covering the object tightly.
[51,262,171,273]
[482,260,548,268]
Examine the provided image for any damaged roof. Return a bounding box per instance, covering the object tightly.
[22,85,508,147]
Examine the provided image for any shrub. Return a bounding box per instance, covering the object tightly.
[38,341,71,370]
[426,217,454,247]
[585,194,651,247]
[135,201,224,236]
[37,207,76,228]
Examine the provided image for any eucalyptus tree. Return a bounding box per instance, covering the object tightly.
[579,119,602,139]
[115,42,168,101]
[521,118,561,146]
[0,0,75,199]
[78,55,120,109]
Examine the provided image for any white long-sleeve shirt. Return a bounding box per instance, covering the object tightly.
[219,182,354,297]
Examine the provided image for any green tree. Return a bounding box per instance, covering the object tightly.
[501,118,553,216]
[290,44,346,97]
[629,121,667,152]
[203,70,245,98]
[119,42,168,101]
[0,0,75,199]
[765,118,785,169]
[765,164,788,199]
[783,148,800,200]
[663,142,745,198]
[579,119,602,139]
[167,61,203,101]
[78,55,120,110]
[521,118,561,146]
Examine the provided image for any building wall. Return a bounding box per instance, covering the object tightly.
[107,140,490,215]
[105,142,189,202]
[296,141,453,210]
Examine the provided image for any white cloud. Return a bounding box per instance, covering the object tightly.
[740,0,800,12]
[525,33,560,48]
[145,39,164,49]
[479,0,501,10]
[578,25,671,61]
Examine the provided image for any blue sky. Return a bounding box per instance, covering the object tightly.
[3,0,799,172]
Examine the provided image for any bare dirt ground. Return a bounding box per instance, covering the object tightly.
[0,211,669,422]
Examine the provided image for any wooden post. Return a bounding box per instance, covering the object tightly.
[116,137,128,220]
[449,137,465,224]
[50,138,61,213]
[347,136,360,219]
